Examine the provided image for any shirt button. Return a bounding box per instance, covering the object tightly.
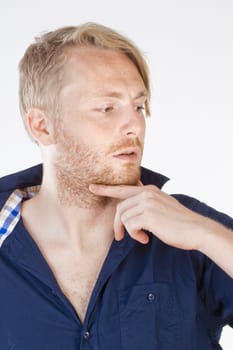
[147,292,155,301]
[83,331,90,340]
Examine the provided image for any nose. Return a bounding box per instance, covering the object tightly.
[120,107,145,138]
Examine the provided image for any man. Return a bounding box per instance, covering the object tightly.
[0,23,232,349]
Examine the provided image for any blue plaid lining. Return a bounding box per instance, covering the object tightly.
[0,187,39,247]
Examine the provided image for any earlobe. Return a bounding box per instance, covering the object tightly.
[26,108,54,145]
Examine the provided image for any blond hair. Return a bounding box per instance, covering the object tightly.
[19,22,151,135]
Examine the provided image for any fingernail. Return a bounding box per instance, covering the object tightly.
[89,184,97,191]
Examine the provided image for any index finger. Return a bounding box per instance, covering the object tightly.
[89,184,143,199]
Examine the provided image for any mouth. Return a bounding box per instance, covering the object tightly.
[113,147,140,162]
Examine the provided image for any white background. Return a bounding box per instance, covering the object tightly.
[0,0,232,347]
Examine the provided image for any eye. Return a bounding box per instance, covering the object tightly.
[101,106,114,113]
[136,105,145,113]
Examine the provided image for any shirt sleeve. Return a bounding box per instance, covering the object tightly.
[172,194,233,337]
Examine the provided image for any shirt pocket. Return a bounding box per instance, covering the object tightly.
[118,282,179,350]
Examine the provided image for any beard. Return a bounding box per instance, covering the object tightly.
[53,122,143,208]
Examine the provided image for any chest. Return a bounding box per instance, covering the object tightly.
[47,251,106,324]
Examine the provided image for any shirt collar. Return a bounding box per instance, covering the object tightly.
[0,186,39,247]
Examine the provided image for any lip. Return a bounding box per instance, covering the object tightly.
[113,147,140,162]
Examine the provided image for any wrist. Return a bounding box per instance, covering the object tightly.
[194,216,216,253]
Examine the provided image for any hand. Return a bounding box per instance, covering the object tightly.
[89,183,205,249]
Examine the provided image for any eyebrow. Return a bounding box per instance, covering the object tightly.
[94,90,148,100]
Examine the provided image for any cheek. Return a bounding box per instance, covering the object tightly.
[83,122,115,144]
[141,118,146,134]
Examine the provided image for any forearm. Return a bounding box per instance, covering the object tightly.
[197,217,233,278]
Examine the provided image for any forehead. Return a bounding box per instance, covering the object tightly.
[66,46,138,74]
[62,46,146,96]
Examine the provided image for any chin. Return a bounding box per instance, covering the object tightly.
[109,166,141,186]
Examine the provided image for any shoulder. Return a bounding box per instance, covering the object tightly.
[0,164,42,209]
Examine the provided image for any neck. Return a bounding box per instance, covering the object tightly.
[22,175,117,252]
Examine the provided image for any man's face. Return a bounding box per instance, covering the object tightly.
[53,46,147,201]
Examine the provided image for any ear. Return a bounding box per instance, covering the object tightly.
[26,108,54,145]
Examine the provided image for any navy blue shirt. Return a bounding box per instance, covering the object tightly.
[0,164,232,349]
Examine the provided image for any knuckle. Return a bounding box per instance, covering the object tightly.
[142,189,150,199]
[120,211,128,224]
[141,186,156,200]
[147,184,158,192]
[116,201,125,214]
[125,220,136,232]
